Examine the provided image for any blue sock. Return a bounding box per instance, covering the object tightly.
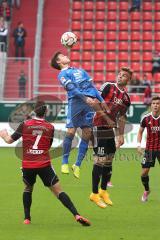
[75,139,89,167]
[62,135,73,164]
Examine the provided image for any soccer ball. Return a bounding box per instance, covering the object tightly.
[61,32,77,48]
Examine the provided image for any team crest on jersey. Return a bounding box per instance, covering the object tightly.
[60,77,66,83]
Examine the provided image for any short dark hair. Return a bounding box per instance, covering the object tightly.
[34,101,47,117]
[50,51,62,70]
[120,67,133,79]
[151,96,160,102]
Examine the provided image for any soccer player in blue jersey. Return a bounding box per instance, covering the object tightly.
[51,52,109,179]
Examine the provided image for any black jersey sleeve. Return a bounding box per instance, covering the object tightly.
[100,83,111,99]
[11,122,24,141]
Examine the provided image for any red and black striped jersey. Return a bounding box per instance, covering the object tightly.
[11,118,54,168]
[94,82,131,127]
[140,113,160,151]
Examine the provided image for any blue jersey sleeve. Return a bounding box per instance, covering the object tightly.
[58,71,86,99]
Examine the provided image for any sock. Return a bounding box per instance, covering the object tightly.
[75,138,88,167]
[23,191,32,220]
[92,164,103,193]
[58,192,79,216]
[141,175,150,191]
[62,135,74,164]
[101,166,112,190]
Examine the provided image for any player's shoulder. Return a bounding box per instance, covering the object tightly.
[100,82,113,91]
[141,112,151,122]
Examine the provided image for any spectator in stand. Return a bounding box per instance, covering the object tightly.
[18,70,27,98]
[143,83,152,107]
[130,73,140,93]
[8,0,20,8]
[129,0,141,12]
[0,0,11,22]
[151,51,160,77]
[13,21,27,61]
[0,19,8,52]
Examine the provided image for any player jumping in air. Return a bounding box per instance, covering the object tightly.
[51,52,109,179]
[137,96,160,202]
[90,67,132,208]
[0,101,91,226]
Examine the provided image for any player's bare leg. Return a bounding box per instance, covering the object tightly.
[141,168,150,202]
[49,182,91,226]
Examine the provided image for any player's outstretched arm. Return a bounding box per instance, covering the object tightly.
[0,129,14,144]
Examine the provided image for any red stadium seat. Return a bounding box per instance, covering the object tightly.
[155,11,160,21]
[143,12,152,21]
[84,21,93,30]
[143,31,152,41]
[94,72,105,82]
[143,41,152,51]
[131,41,140,51]
[107,11,117,20]
[107,41,116,50]
[131,51,140,61]
[84,11,93,20]
[131,12,140,21]
[106,62,115,71]
[96,11,105,20]
[82,51,92,61]
[130,95,141,102]
[119,21,128,31]
[153,73,160,83]
[118,61,129,69]
[94,62,104,71]
[143,21,152,31]
[84,1,94,10]
[143,52,152,61]
[106,72,116,81]
[73,1,82,10]
[155,41,160,51]
[143,62,152,72]
[142,2,152,11]
[107,31,116,40]
[131,31,140,41]
[72,11,81,20]
[70,51,80,61]
[94,51,104,61]
[83,41,92,50]
[119,31,128,41]
[155,32,160,41]
[71,61,80,68]
[155,2,160,11]
[72,21,81,30]
[83,31,92,40]
[131,62,141,71]
[82,61,92,71]
[155,21,160,31]
[119,51,128,61]
[107,51,116,61]
[108,1,117,10]
[119,11,129,21]
[154,84,160,93]
[107,21,117,31]
[119,41,128,51]
[95,31,105,40]
[95,21,105,30]
[131,21,140,30]
[119,1,129,10]
[95,41,105,50]
[96,1,105,10]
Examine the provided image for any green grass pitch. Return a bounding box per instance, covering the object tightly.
[0,147,160,240]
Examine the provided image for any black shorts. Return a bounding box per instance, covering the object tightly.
[93,126,116,156]
[22,165,59,187]
[141,150,160,168]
